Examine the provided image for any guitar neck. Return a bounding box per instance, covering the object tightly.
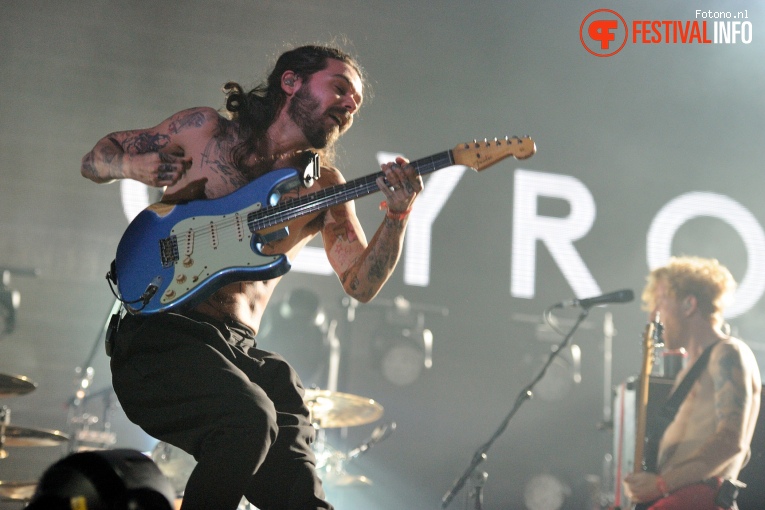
[634,319,661,473]
[248,150,454,230]
[634,370,650,472]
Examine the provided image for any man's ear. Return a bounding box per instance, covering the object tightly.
[281,71,301,94]
[682,295,697,316]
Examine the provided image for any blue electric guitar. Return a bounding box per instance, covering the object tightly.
[111,136,536,314]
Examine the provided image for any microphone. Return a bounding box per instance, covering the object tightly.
[555,289,634,309]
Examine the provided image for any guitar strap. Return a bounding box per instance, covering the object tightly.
[643,341,719,473]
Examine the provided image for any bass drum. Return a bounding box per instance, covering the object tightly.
[151,441,254,510]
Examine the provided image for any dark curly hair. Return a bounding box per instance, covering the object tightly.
[223,45,364,172]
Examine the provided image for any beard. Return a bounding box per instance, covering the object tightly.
[287,86,341,150]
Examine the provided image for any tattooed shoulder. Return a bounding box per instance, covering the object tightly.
[168,108,212,134]
[713,343,741,380]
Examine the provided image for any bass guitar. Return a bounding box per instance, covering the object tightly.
[111,136,536,314]
[633,314,664,510]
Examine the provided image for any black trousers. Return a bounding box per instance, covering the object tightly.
[110,312,332,510]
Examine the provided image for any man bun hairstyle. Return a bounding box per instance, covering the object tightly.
[223,45,364,173]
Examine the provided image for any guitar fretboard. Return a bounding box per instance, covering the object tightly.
[246,150,454,231]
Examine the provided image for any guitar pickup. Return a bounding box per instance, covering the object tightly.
[159,235,179,268]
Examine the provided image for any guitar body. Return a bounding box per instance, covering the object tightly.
[114,168,302,314]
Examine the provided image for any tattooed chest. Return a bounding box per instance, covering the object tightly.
[197,138,248,198]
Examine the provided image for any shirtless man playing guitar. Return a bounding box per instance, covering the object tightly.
[81,45,422,510]
[624,257,761,510]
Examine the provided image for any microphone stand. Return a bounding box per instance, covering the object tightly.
[441,305,590,509]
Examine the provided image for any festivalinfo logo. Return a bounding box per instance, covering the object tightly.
[580,8,753,57]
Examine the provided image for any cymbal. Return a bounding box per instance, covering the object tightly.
[303,389,383,429]
[0,374,37,398]
[1,426,69,447]
[0,481,37,501]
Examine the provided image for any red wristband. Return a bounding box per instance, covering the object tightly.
[656,475,670,497]
[380,201,412,221]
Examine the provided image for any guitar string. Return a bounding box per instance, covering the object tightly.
[166,135,541,251]
[170,173,383,245]
[167,152,454,249]
[169,140,526,246]
[167,137,527,246]
[165,138,527,244]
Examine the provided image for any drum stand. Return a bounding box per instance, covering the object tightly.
[66,299,121,452]
[467,471,488,510]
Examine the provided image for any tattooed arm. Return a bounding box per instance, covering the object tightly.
[624,339,760,503]
[661,340,761,489]
[321,158,422,303]
[80,107,214,186]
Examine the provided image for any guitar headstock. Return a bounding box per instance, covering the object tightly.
[452,136,536,171]
[651,313,665,347]
[641,313,665,374]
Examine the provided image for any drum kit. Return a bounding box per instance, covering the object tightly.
[0,373,70,505]
[1,369,390,508]
[152,388,390,509]
[303,388,389,487]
